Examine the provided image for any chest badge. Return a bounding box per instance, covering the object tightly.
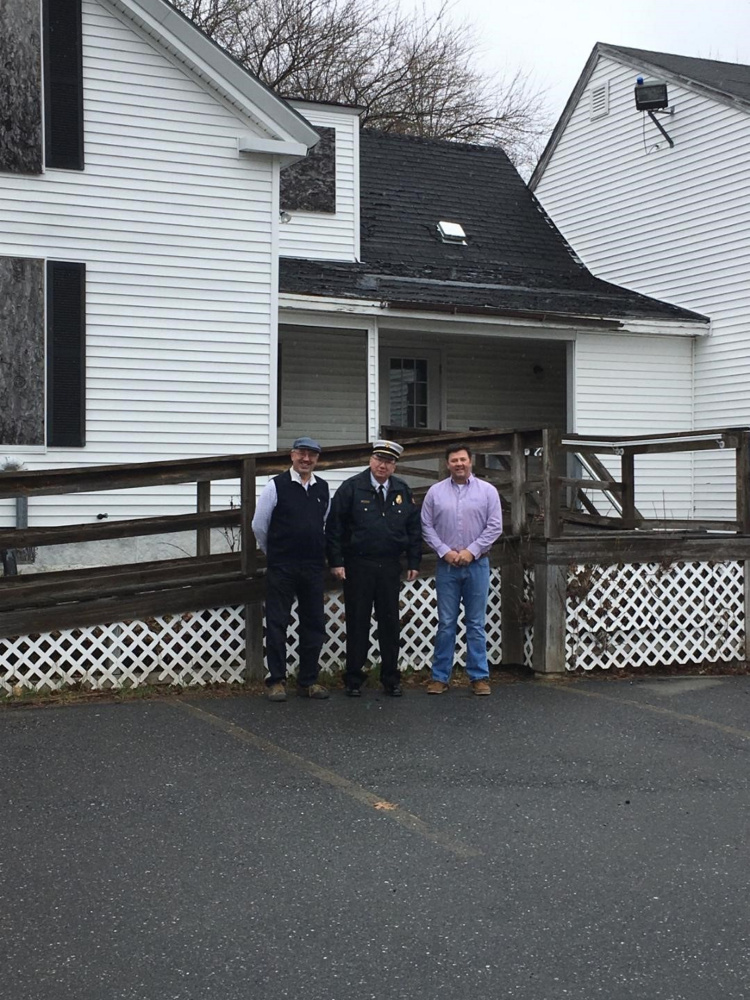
[395,494,403,505]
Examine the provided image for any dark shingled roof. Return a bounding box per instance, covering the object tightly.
[603,45,750,106]
[281,130,705,326]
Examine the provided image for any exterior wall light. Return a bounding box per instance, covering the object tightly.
[634,78,669,111]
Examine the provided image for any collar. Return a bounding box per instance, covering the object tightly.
[290,466,317,487]
[450,474,474,488]
[369,472,390,491]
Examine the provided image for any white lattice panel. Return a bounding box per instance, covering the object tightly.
[523,568,535,668]
[4,561,744,691]
[0,571,503,693]
[289,569,503,675]
[566,561,745,671]
[0,607,246,694]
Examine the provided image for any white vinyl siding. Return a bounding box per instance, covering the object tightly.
[444,337,567,430]
[0,0,280,525]
[534,53,750,518]
[575,332,694,518]
[280,104,359,261]
[278,326,368,448]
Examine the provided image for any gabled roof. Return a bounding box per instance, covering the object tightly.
[105,0,319,148]
[281,129,706,327]
[530,43,750,190]
[606,45,750,106]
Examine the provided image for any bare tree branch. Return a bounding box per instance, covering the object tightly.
[171,0,551,167]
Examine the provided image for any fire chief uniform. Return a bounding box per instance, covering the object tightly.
[326,465,422,693]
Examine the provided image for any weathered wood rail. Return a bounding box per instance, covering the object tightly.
[2,425,750,676]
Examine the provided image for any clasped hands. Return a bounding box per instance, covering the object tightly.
[331,567,419,582]
[443,549,474,567]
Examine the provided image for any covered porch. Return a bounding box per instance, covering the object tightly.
[276,310,571,461]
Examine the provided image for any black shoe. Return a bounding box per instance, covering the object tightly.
[345,686,361,698]
[384,684,403,697]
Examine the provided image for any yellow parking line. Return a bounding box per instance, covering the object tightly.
[171,699,482,859]
[555,684,750,741]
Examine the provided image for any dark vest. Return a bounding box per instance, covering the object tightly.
[267,470,329,566]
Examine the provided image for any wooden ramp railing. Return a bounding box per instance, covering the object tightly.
[0,428,535,646]
[2,425,750,677]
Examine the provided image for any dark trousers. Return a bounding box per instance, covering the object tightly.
[343,557,402,690]
[265,563,326,688]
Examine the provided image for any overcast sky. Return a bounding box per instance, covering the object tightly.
[415,0,750,128]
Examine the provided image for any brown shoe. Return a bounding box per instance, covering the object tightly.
[471,679,491,696]
[426,680,449,695]
[267,683,287,702]
[298,683,330,699]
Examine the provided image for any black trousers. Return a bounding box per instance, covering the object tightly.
[264,563,326,687]
[343,557,402,690]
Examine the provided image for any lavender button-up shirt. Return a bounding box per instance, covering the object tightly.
[421,475,503,559]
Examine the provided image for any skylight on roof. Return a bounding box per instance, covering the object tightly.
[437,220,467,244]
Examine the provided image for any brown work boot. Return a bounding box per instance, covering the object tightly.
[266,683,287,702]
[471,679,491,696]
[298,683,330,699]
[426,680,449,695]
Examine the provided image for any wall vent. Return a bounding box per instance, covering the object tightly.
[590,81,610,121]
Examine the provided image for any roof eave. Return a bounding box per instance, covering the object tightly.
[279,291,710,334]
[529,43,602,191]
[595,43,750,118]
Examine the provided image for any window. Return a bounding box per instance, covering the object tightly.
[590,81,610,121]
[0,256,86,448]
[389,358,429,429]
[0,258,45,445]
[0,0,43,173]
[280,126,336,214]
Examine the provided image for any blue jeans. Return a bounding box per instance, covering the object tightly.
[431,556,491,682]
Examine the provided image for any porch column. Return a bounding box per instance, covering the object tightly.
[366,319,379,440]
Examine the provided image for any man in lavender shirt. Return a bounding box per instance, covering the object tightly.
[421,444,503,696]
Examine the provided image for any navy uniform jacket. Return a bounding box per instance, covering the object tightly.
[326,470,422,570]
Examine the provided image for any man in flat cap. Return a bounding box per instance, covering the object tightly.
[326,440,422,697]
[252,437,330,702]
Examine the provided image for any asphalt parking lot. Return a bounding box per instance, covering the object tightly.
[1,674,749,1000]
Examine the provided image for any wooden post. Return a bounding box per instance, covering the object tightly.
[736,431,750,534]
[511,432,527,535]
[621,451,636,529]
[503,436,528,666]
[532,559,567,674]
[500,555,525,666]
[196,480,211,557]
[542,428,561,539]
[241,458,264,681]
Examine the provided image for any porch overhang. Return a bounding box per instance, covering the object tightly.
[279,293,710,337]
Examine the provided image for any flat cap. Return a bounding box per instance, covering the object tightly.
[291,436,322,453]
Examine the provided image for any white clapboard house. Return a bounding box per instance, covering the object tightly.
[2,8,708,561]
[530,44,750,520]
[0,0,318,558]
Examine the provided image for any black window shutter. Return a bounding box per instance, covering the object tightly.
[43,0,84,170]
[47,261,86,447]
